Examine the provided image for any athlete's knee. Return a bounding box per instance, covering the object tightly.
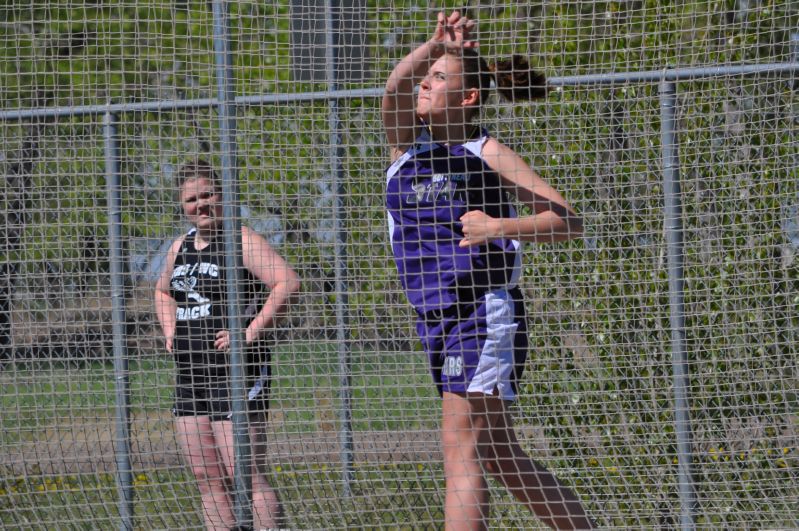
[442,428,482,466]
[442,439,483,481]
[189,464,226,489]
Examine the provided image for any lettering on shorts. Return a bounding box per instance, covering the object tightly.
[442,355,463,377]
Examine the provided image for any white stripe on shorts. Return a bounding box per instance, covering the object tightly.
[467,289,520,401]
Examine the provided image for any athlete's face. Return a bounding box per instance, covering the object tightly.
[180,178,223,231]
[417,54,473,124]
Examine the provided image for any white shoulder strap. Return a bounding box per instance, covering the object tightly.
[386,129,437,180]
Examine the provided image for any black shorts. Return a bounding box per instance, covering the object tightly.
[172,363,271,422]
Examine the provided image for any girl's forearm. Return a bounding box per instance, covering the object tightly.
[154,291,177,340]
[501,212,583,243]
[246,278,300,340]
[385,40,443,94]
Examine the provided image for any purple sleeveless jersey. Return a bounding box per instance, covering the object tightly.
[386,129,522,313]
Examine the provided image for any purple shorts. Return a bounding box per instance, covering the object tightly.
[415,288,528,401]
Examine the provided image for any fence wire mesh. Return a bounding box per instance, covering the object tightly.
[1,1,797,529]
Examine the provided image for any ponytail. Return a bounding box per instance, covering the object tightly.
[491,55,548,102]
[451,48,548,106]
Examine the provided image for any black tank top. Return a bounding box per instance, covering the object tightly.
[169,228,264,380]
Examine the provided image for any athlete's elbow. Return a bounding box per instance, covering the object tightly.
[281,272,301,300]
[288,274,301,297]
[563,213,584,238]
[547,203,583,239]
[382,85,401,112]
[383,73,407,97]
[154,288,170,305]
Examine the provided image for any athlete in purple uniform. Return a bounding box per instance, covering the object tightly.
[383,11,594,530]
[155,160,299,530]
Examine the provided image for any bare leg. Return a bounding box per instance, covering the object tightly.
[175,415,235,530]
[442,392,491,531]
[480,400,595,530]
[214,415,285,529]
[249,413,286,528]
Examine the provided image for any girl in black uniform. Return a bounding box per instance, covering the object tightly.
[155,160,300,530]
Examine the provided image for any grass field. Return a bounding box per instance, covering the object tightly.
[0,341,492,529]
[1,459,560,529]
[0,341,438,440]
[2,338,797,529]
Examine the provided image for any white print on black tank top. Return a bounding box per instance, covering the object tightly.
[171,261,219,320]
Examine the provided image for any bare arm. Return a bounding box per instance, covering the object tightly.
[153,237,184,353]
[382,11,476,161]
[459,138,583,246]
[241,226,301,344]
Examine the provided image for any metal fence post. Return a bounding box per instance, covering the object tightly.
[212,1,253,527]
[659,79,697,529]
[325,0,354,497]
[104,111,134,531]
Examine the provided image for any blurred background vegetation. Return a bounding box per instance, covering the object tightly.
[0,0,797,528]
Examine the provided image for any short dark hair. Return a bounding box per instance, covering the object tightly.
[174,159,220,192]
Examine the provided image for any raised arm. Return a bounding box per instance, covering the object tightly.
[459,138,583,246]
[241,226,301,344]
[382,10,476,160]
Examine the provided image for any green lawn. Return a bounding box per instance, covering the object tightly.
[0,342,454,529]
[0,462,565,530]
[0,342,561,529]
[2,342,797,529]
[272,341,438,432]
[0,341,437,439]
